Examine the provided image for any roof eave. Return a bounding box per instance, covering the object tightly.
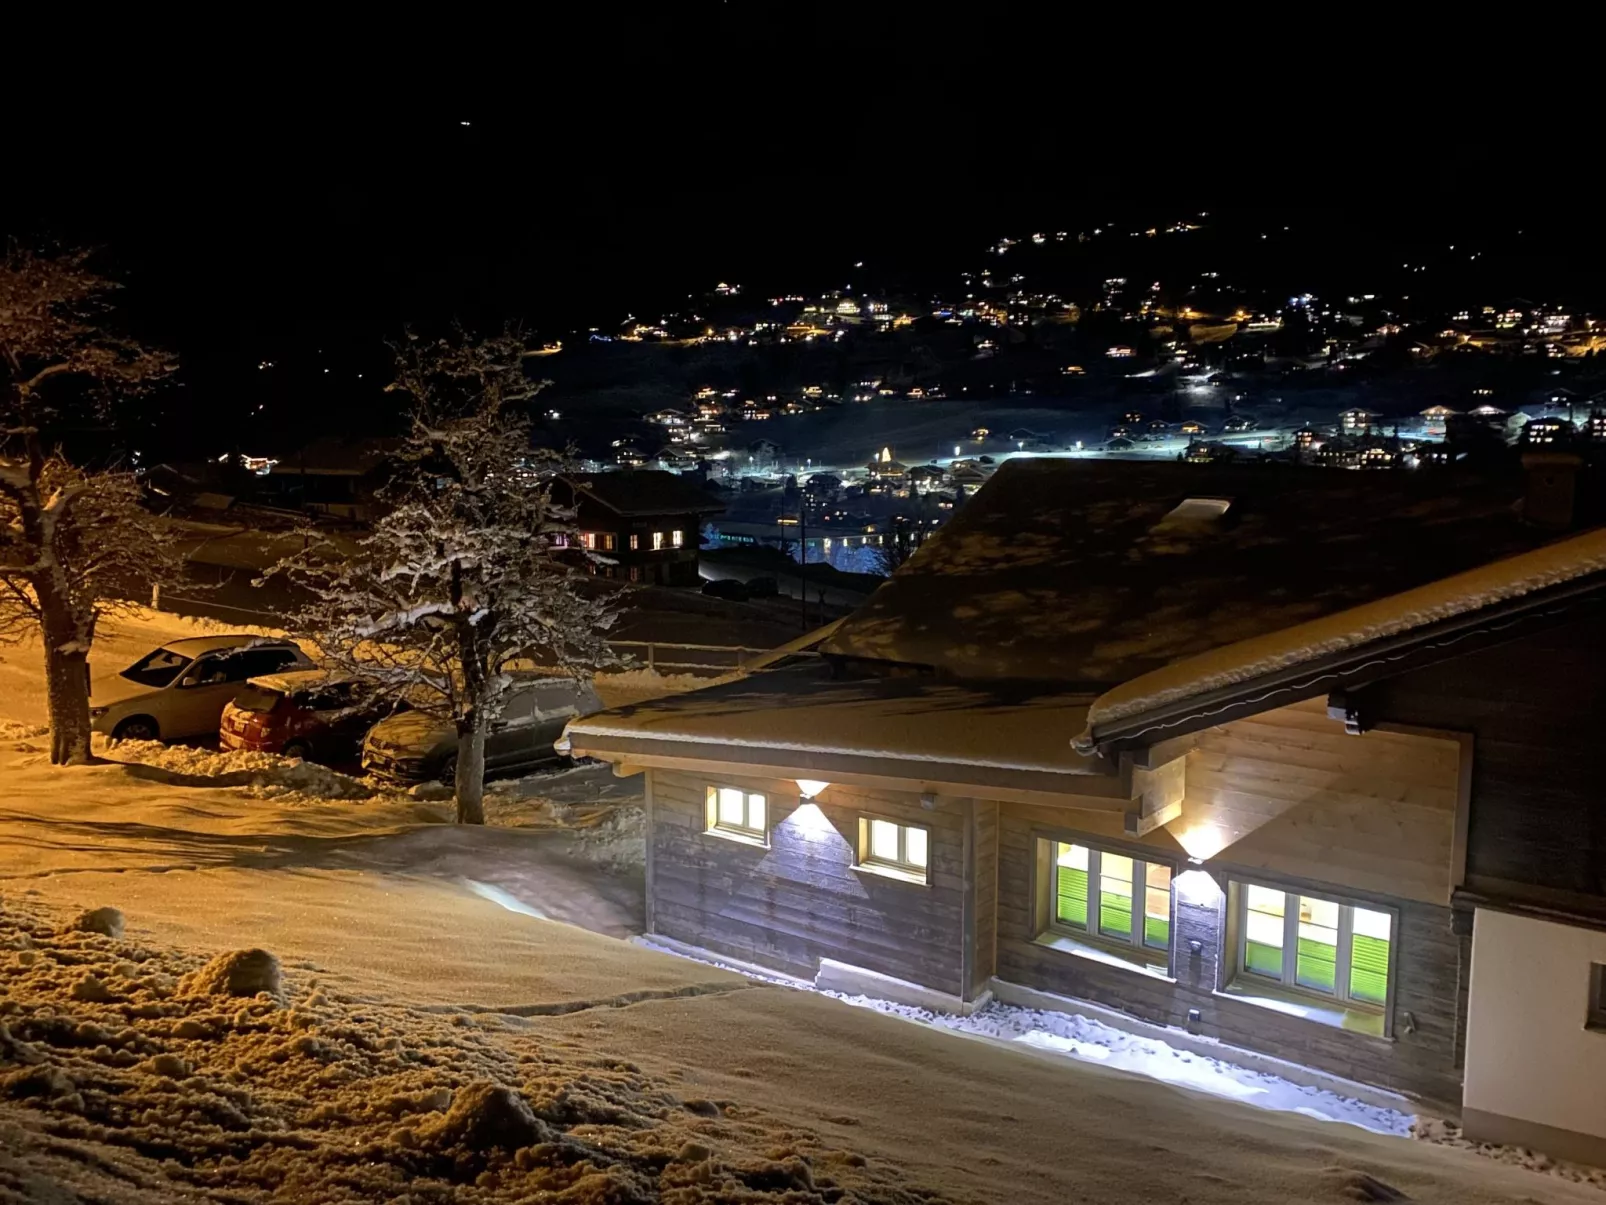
[564,727,1128,807]
[1078,574,1606,754]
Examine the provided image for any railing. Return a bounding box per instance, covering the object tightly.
[606,641,816,674]
[153,594,282,623]
[148,596,801,677]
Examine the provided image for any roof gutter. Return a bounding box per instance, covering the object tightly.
[1076,575,1606,754]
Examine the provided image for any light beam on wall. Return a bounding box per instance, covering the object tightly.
[1173,821,1228,862]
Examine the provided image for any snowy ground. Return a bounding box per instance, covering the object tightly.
[1,613,1604,1200]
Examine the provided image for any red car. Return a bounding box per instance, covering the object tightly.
[220,670,386,763]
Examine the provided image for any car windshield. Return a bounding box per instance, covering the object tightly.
[118,648,194,688]
[231,686,285,713]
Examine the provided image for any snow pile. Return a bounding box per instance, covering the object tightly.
[1413,1117,1606,1192]
[1082,525,1606,740]
[595,667,738,709]
[0,719,47,742]
[640,938,1409,1135]
[483,763,647,872]
[0,897,939,1204]
[826,993,1412,1136]
[559,804,645,873]
[96,737,377,801]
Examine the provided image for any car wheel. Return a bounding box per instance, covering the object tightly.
[437,754,458,786]
[111,716,160,743]
[282,739,313,761]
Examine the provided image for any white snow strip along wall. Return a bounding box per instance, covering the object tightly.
[1081,525,1606,739]
[1463,908,1606,1157]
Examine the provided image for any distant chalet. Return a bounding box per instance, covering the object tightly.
[557,470,725,587]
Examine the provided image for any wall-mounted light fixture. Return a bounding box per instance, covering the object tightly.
[796,779,831,800]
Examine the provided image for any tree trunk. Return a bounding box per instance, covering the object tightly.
[454,716,487,825]
[43,635,92,765]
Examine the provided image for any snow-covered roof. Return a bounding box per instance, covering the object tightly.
[161,634,295,656]
[564,661,1112,795]
[1078,524,1606,747]
[823,458,1557,687]
[569,471,725,517]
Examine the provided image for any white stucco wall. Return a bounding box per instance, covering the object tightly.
[1464,908,1606,1139]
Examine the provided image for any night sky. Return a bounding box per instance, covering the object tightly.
[5,36,1604,462]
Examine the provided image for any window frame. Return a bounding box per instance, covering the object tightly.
[855,815,931,885]
[1227,880,1397,1018]
[652,530,666,551]
[703,785,768,847]
[671,528,685,548]
[1587,963,1606,1032]
[1047,839,1174,959]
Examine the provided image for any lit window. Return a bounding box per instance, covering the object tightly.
[1053,842,1172,954]
[652,531,666,551]
[580,532,598,551]
[601,532,616,552]
[704,785,766,844]
[629,533,639,551]
[854,816,929,883]
[671,529,685,548]
[1233,882,1393,1009]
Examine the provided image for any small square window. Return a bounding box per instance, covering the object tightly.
[857,816,929,883]
[705,785,766,845]
[1589,964,1606,1032]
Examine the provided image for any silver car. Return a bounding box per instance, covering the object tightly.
[90,636,315,743]
[361,677,602,783]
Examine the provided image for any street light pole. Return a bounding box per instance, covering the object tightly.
[799,495,808,632]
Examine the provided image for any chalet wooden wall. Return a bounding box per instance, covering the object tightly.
[969,800,999,996]
[1357,607,1606,903]
[992,802,1466,1105]
[648,769,972,995]
[1176,697,1462,905]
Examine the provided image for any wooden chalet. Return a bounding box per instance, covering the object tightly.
[563,458,1606,1163]
[556,471,724,587]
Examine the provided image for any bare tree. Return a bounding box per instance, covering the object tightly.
[269,330,615,823]
[872,520,918,576]
[0,246,175,763]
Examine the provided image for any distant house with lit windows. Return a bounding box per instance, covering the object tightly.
[565,459,1606,1164]
[556,471,724,587]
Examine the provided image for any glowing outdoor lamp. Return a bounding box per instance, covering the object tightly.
[795,779,831,800]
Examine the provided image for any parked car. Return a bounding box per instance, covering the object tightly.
[744,576,779,598]
[219,670,390,763]
[360,676,603,783]
[90,636,315,743]
[701,578,749,601]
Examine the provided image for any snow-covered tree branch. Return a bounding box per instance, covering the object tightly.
[267,330,616,823]
[0,244,179,764]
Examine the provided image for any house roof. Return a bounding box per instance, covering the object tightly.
[562,660,1114,798]
[1076,524,1606,750]
[569,471,725,517]
[269,436,401,477]
[820,457,1561,688]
